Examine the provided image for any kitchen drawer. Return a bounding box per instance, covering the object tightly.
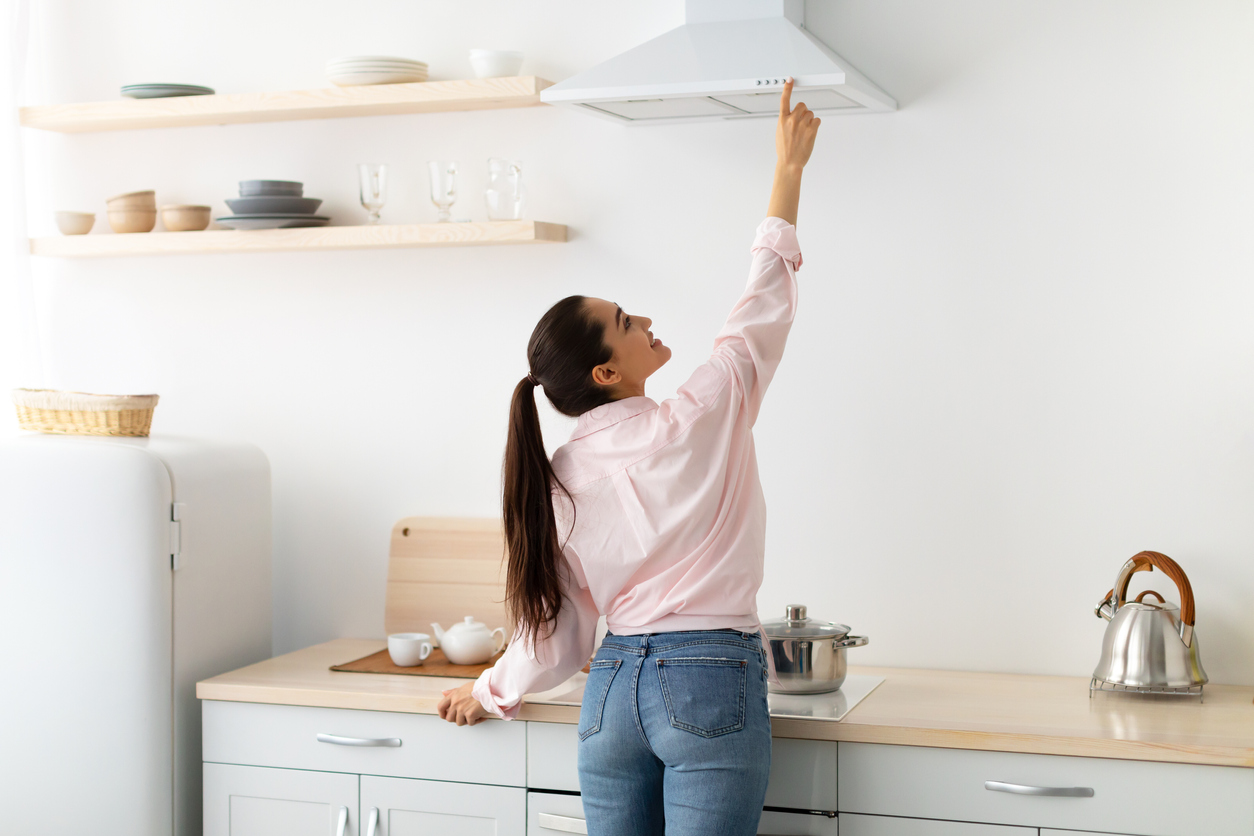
[203,700,526,787]
[767,738,838,812]
[526,791,837,835]
[528,722,580,791]
[528,791,587,835]
[840,813,1034,836]
[839,742,1254,836]
[525,722,836,810]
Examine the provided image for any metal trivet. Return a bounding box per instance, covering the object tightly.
[1090,677,1203,699]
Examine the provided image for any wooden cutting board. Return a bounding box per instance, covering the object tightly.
[331,647,500,679]
[382,517,511,643]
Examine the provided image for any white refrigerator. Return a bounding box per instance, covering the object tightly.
[0,433,272,836]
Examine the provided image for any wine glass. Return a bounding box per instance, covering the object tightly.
[428,160,458,223]
[358,163,388,225]
[485,158,526,221]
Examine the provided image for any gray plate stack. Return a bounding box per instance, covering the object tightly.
[217,181,330,230]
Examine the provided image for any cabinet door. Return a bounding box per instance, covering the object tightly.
[204,762,358,836]
[840,814,1035,836]
[362,775,526,836]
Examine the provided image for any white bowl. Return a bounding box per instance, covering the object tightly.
[54,211,95,235]
[469,49,523,78]
[388,633,433,667]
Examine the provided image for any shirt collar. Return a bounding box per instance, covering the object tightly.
[570,396,658,441]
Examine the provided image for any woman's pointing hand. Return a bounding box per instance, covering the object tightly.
[776,78,820,171]
[767,78,818,225]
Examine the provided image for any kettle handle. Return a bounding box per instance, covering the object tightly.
[1112,551,1196,628]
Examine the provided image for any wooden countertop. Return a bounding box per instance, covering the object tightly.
[196,639,1254,767]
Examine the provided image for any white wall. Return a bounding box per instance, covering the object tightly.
[9,1,1254,682]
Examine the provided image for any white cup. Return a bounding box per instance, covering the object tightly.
[388,632,433,667]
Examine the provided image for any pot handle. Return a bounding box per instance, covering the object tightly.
[834,635,868,649]
[1111,551,1197,644]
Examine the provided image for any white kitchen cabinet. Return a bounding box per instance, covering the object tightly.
[526,790,838,835]
[526,720,838,812]
[204,700,527,786]
[839,742,1254,836]
[203,762,358,836]
[362,775,526,836]
[840,813,1035,835]
[528,791,588,835]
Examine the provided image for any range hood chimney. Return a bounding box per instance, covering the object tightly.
[540,0,895,124]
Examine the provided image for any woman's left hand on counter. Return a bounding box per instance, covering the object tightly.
[438,682,490,726]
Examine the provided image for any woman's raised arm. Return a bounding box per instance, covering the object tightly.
[767,78,820,226]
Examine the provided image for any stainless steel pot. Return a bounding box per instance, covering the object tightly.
[762,604,868,694]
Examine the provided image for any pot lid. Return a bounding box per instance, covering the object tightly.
[761,605,851,640]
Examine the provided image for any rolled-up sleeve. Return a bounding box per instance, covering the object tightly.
[707,216,801,424]
[471,566,599,720]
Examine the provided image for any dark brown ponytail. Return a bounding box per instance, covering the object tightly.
[503,296,613,643]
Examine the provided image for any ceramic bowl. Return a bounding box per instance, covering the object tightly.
[106,190,156,209]
[469,49,523,78]
[54,211,95,235]
[225,196,323,215]
[387,633,433,667]
[108,208,157,234]
[161,204,211,232]
[239,180,303,197]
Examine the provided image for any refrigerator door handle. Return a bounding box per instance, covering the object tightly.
[336,806,349,836]
[317,732,402,747]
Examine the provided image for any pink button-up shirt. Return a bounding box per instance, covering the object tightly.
[472,216,802,719]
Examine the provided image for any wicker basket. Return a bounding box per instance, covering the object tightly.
[12,389,160,437]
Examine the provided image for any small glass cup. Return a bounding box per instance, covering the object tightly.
[428,160,458,223]
[485,158,526,221]
[358,163,388,225]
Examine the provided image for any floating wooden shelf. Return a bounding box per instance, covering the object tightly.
[19,76,553,133]
[30,220,567,257]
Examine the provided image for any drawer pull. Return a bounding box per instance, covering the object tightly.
[316,732,402,747]
[985,780,1094,798]
[538,812,588,834]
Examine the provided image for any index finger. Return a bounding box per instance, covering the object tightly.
[779,77,794,116]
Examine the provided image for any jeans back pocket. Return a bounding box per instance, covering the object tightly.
[577,659,621,741]
[656,657,747,738]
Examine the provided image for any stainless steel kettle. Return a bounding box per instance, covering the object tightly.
[1092,550,1207,693]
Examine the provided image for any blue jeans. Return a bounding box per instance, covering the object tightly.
[577,630,772,836]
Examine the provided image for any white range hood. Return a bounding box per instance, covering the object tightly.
[541,0,896,124]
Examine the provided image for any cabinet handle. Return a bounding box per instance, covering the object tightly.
[365,807,379,836]
[335,806,349,836]
[316,733,402,747]
[538,812,588,834]
[985,780,1094,798]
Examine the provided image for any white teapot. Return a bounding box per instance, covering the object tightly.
[431,616,506,665]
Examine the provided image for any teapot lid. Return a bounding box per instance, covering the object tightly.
[447,616,488,633]
[761,605,851,640]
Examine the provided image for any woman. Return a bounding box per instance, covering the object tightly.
[438,79,819,835]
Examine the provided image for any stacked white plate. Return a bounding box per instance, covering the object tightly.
[326,56,429,87]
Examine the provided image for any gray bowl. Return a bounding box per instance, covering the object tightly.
[226,196,323,215]
[239,180,304,197]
